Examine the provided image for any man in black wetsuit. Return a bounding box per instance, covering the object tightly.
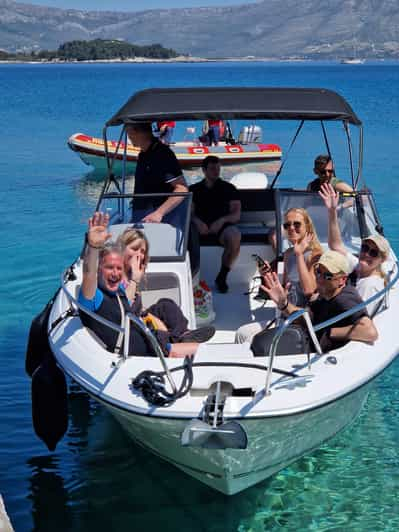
[126,122,188,223]
[189,155,241,293]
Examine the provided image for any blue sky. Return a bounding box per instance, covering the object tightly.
[27,0,258,11]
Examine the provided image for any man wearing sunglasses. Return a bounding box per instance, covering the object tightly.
[307,154,353,193]
[256,249,378,351]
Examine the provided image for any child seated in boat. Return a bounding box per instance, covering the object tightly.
[78,212,213,358]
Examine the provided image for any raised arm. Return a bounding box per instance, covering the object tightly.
[81,212,111,300]
[261,271,302,316]
[319,183,347,256]
[292,234,320,297]
[124,252,145,303]
[142,178,188,223]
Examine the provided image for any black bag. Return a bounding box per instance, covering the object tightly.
[250,323,312,357]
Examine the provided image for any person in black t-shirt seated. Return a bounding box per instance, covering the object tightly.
[252,249,378,351]
[126,122,188,223]
[189,156,241,293]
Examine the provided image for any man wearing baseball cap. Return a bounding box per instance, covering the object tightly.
[260,249,378,351]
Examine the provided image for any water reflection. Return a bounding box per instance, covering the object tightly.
[28,454,73,532]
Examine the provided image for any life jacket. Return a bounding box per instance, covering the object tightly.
[79,287,155,357]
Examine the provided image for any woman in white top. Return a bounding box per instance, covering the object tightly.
[235,208,322,343]
[319,183,390,315]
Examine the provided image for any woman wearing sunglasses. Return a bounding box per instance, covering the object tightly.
[319,183,390,315]
[279,207,323,306]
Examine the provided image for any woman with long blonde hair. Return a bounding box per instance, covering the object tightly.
[117,227,215,356]
[281,207,323,306]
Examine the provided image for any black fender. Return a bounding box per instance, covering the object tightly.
[26,290,59,377]
[31,354,68,451]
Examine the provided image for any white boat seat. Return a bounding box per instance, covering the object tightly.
[109,223,183,258]
[230,172,268,189]
[141,272,181,308]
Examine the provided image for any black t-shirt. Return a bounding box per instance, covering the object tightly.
[310,284,368,350]
[189,178,240,225]
[134,140,183,196]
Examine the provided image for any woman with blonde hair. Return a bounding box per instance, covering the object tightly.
[320,183,390,315]
[117,227,215,355]
[279,207,323,306]
[236,208,322,343]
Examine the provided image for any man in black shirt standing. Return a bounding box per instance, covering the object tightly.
[189,156,241,293]
[126,122,188,223]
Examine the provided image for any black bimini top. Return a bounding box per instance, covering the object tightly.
[106,87,361,127]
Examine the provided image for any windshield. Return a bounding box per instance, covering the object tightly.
[276,190,361,255]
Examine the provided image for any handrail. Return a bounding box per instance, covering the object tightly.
[58,260,398,400]
[265,261,399,396]
[313,261,399,333]
[265,309,319,396]
[59,270,178,394]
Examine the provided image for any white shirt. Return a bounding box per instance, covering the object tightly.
[346,252,384,315]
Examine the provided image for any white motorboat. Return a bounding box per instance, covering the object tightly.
[341,58,365,65]
[44,87,398,495]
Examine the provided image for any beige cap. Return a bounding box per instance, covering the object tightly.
[316,250,351,275]
[363,234,390,258]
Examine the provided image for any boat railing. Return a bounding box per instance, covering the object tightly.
[265,261,399,396]
[59,260,398,400]
[59,272,178,393]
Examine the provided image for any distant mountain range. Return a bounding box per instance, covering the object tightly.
[1,0,399,59]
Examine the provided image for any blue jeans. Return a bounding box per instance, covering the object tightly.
[208,125,220,145]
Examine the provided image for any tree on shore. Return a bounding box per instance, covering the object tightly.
[1,39,179,61]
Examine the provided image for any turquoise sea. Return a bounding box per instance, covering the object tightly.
[1,61,399,531]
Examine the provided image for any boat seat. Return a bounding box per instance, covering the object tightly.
[141,272,181,308]
[109,222,183,258]
[200,188,275,246]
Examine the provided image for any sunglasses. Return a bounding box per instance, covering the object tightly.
[315,267,335,281]
[361,243,379,258]
[320,168,335,176]
[283,221,302,230]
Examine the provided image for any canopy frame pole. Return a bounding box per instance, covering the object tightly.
[355,125,364,189]
[343,121,356,190]
[121,126,128,221]
[320,120,332,159]
[96,125,123,211]
[270,120,304,189]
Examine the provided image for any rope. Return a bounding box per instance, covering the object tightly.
[132,356,194,407]
[132,359,298,407]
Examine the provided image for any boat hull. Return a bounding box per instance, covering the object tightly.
[68,133,282,173]
[105,382,370,495]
